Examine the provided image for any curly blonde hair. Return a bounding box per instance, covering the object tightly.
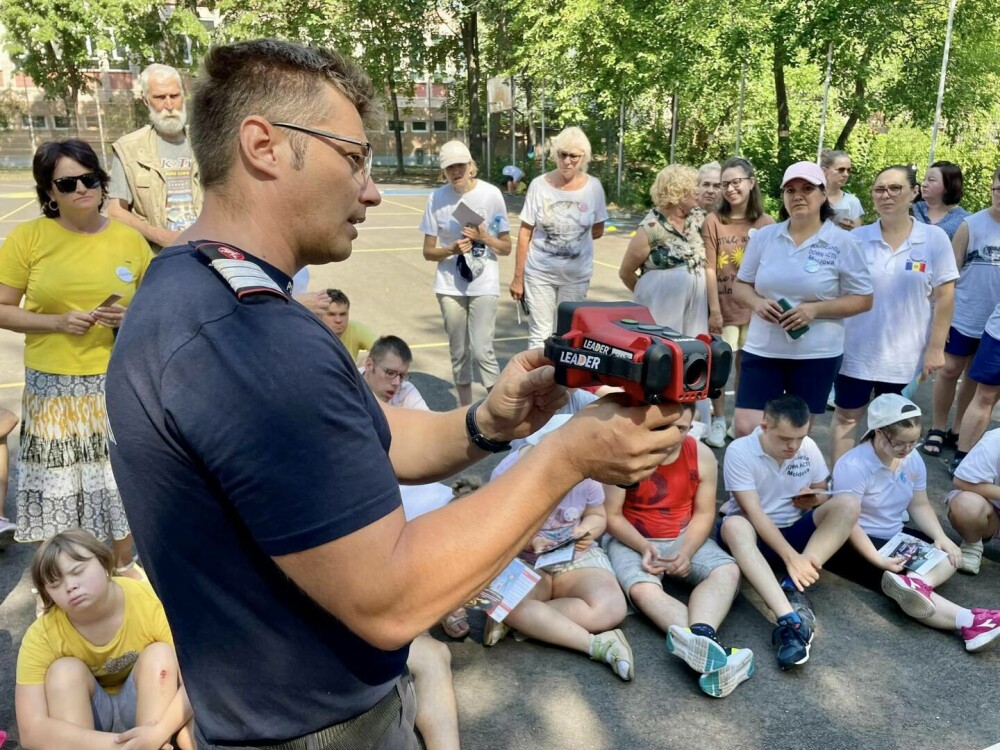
[650,165,698,209]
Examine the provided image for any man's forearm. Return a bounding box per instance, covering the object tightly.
[107,203,176,248]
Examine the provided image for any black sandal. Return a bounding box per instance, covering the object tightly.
[944,429,960,449]
[921,429,947,456]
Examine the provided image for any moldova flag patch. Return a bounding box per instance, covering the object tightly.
[905,260,927,272]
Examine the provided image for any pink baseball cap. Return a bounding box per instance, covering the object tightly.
[781,161,827,189]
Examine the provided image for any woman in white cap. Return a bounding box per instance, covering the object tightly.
[421,140,511,406]
[509,126,608,350]
[825,394,1000,652]
[481,414,634,682]
[730,161,873,437]
[829,165,959,465]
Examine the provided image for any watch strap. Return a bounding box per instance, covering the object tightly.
[465,399,511,453]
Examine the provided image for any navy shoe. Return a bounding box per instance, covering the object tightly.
[771,620,813,670]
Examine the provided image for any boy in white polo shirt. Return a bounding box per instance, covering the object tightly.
[946,426,1000,575]
[718,395,860,670]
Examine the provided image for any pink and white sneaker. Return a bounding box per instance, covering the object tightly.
[881,571,936,619]
[962,609,1000,653]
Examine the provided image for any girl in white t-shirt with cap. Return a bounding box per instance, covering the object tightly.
[731,161,873,437]
[421,140,511,406]
[826,394,1000,652]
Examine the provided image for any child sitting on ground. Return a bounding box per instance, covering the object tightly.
[15,529,194,750]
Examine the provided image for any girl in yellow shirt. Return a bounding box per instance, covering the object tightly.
[15,529,193,750]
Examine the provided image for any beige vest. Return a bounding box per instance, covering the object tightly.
[110,125,203,230]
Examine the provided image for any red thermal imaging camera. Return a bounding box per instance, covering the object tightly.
[543,302,732,404]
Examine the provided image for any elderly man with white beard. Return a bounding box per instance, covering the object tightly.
[108,63,203,250]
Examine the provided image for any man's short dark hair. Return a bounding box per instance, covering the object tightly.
[33,140,109,218]
[764,394,810,429]
[370,335,412,364]
[190,39,382,189]
[326,289,350,307]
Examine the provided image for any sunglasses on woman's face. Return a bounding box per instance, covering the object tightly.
[53,173,102,194]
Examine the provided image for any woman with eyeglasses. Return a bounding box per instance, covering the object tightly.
[936,168,1000,474]
[0,140,151,575]
[820,150,864,230]
[730,162,872,438]
[421,140,511,406]
[824,394,1000,653]
[914,161,970,240]
[829,166,959,465]
[510,127,608,349]
[701,157,775,447]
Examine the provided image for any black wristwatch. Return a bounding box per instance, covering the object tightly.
[465,399,511,453]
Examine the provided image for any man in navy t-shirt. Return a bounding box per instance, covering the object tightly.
[106,40,683,749]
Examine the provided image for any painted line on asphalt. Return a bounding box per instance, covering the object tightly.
[411,335,528,350]
[0,199,35,221]
[353,246,423,253]
[0,191,35,199]
[0,382,24,389]
[360,225,426,231]
[379,198,424,214]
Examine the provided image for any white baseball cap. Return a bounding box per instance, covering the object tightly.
[781,161,827,189]
[439,141,473,169]
[862,393,922,441]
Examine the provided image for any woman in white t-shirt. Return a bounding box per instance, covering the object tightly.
[925,169,1000,458]
[825,395,1000,653]
[730,161,873,437]
[421,141,511,406]
[509,127,609,350]
[820,150,864,230]
[830,165,959,464]
[482,415,633,681]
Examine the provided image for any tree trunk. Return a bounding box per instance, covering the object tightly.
[388,76,404,176]
[523,74,534,162]
[773,32,791,168]
[835,53,870,150]
[462,10,482,162]
[67,86,80,137]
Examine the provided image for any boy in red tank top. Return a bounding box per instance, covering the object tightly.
[604,405,754,698]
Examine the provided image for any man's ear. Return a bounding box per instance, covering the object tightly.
[237,116,285,180]
[363,358,375,373]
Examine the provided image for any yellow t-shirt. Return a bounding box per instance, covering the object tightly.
[16,577,173,694]
[338,320,377,358]
[0,217,152,375]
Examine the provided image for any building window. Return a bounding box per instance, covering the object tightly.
[22,114,46,130]
[433,120,448,133]
[388,120,404,132]
[53,115,71,129]
[411,120,428,133]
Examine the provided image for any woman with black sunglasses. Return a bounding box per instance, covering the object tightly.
[0,140,151,578]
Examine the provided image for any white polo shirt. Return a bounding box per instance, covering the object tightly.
[721,427,829,528]
[358,368,429,410]
[738,219,871,360]
[954,427,1000,486]
[842,220,959,383]
[831,441,926,539]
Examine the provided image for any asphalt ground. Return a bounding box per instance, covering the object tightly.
[0,172,999,749]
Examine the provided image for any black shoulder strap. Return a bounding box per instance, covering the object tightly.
[195,243,289,303]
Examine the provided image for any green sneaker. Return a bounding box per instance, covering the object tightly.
[698,648,755,698]
[590,628,634,681]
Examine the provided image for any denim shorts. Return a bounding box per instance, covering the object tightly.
[945,326,981,358]
[716,510,818,568]
[92,669,137,733]
[969,331,1000,386]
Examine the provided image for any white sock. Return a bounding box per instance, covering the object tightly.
[956,608,974,630]
[712,415,726,425]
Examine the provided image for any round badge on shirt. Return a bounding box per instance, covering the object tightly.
[116,266,134,283]
[804,260,820,273]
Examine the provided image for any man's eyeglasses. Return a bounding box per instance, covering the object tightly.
[880,431,917,451]
[871,185,906,198]
[271,122,373,182]
[377,365,409,382]
[721,177,751,190]
[53,173,102,194]
[557,151,584,162]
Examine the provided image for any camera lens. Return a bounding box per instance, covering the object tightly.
[683,356,708,391]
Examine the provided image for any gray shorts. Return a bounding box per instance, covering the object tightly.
[605,534,735,599]
[92,669,137,733]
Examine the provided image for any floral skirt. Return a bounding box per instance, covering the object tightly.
[14,368,129,543]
